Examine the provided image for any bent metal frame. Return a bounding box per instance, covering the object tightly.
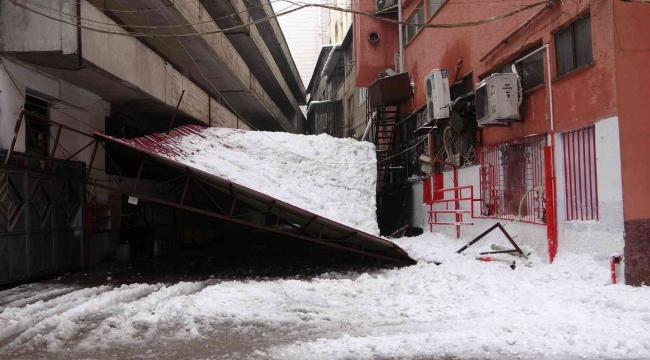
[3,110,417,266]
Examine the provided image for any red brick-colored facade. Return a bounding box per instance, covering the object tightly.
[353,0,650,285]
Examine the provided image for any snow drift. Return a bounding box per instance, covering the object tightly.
[140,127,380,236]
[2,233,650,359]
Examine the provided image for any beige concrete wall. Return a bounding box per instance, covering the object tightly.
[0,0,250,131]
[0,0,76,54]
[0,56,110,204]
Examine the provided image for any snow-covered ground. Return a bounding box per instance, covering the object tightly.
[1,233,649,359]
[165,128,379,235]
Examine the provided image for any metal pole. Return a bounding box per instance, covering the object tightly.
[48,126,62,168]
[397,0,404,73]
[5,110,24,166]
[85,141,99,180]
[167,90,185,134]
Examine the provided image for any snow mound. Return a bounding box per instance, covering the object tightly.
[168,128,379,235]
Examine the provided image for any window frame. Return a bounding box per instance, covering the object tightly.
[554,15,593,77]
[427,0,446,19]
[359,87,368,106]
[403,5,425,45]
[24,93,51,159]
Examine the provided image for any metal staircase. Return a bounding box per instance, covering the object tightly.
[374,105,400,189]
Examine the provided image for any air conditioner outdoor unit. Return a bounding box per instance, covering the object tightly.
[424,69,451,122]
[475,73,520,127]
[376,0,397,11]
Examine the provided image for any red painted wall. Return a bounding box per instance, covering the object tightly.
[613,1,650,221]
[352,0,399,86]
[354,0,619,145]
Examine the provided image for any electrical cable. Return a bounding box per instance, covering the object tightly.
[20,0,301,31]
[148,0,430,166]
[9,0,552,38]
[3,0,551,167]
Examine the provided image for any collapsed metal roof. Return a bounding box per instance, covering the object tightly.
[92,126,417,266]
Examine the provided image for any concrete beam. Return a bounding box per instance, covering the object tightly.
[245,0,306,101]
[0,0,247,131]
[200,0,304,122]
[96,0,295,132]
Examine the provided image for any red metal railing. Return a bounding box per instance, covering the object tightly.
[561,126,598,221]
[428,186,480,238]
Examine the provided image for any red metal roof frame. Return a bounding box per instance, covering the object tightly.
[92,126,417,265]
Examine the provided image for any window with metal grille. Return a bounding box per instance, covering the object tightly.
[555,15,593,77]
[561,126,598,221]
[478,135,547,224]
[24,94,50,158]
[403,6,424,44]
[428,0,446,18]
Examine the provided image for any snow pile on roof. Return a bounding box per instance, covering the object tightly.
[168,128,380,235]
[320,42,342,78]
[2,233,650,358]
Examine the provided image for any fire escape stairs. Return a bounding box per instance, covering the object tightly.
[375,105,400,190]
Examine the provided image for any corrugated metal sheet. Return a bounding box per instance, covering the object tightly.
[93,127,416,265]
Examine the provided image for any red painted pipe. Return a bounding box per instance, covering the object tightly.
[611,255,622,284]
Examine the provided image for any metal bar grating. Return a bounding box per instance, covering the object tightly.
[477,135,547,224]
[561,126,598,221]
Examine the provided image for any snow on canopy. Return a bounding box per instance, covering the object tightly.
[143,126,380,235]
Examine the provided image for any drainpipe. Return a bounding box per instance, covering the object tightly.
[397,0,404,73]
[512,44,557,262]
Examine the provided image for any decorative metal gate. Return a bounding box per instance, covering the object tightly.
[0,152,85,285]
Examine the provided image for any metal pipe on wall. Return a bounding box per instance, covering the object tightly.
[398,0,404,73]
[513,44,557,262]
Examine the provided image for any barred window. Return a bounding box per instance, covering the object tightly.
[478,136,547,224]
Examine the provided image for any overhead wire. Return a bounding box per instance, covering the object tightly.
[9,0,552,38]
[4,0,558,166]
[149,0,395,166]
[20,0,302,31]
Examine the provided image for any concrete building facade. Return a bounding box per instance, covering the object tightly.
[273,0,328,89]
[0,0,305,284]
[305,27,368,139]
[352,0,650,284]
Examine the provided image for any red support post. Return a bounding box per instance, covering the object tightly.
[544,146,557,263]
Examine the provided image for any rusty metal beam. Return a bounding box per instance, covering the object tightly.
[85,141,100,180]
[167,90,185,134]
[133,156,146,191]
[51,139,96,173]
[193,176,227,215]
[230,196,237,216]
[48,126,62,168]
[88,181,412,264]
[180,174,191,205]
[4,110,24,166]
[21,110,94,138]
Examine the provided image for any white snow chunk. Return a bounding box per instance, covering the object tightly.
[160,128,379,235]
